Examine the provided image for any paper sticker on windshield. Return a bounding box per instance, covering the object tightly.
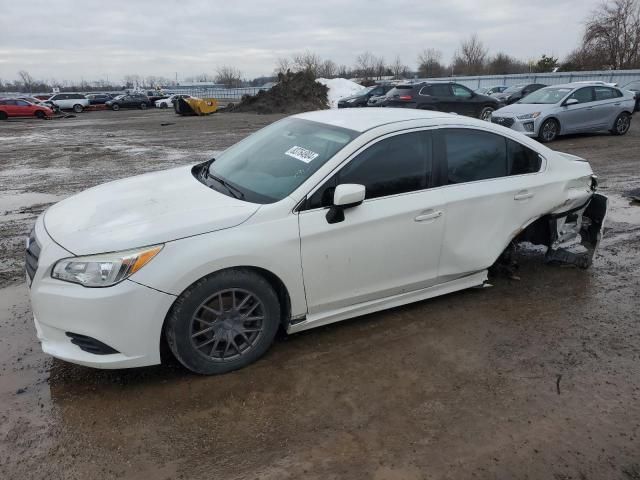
[285,146,319,163]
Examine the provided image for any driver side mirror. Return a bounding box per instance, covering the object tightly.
[565,98,579,106]
[326,184,365,224]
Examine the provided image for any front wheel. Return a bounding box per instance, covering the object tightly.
[538,118,559,143]
[160,102,168,109]
[111,104,120,111]
[35,110,46,119]
[479,106,494,121]
[73,104,83,113]
[140,103,147,110]
[610,112,631,136]
[165,269,281,375]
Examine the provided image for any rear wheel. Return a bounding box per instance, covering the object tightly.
[160,102,168,109]
[610,112,631,136]
[35,110,45,119]
[538,118,559,143]
[479,106,494,121]
[140,103,147,110]
[165,269,281,375]
[112,104,120,111]
[0,111,7,120]
[72,104,83,113]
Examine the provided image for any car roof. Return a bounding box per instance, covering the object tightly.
[551,82,617,88]
[295,108,474,133]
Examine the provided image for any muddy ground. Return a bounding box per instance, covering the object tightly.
[0,109,639,480]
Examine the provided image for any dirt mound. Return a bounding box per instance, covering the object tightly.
[230,71,328,114]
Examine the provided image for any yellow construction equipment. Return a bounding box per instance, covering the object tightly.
[175,96,218,116]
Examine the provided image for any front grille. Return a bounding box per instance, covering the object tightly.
[65,332,120,355]
[491,116,515,128]
[25,228,41,282]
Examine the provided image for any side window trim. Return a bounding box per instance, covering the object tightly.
[298,128,436,212]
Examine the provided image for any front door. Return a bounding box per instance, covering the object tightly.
[298,130,446,316]
[557,87,597,133]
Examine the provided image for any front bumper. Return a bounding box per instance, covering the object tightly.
[27,216,176,369]
[491,114,540,136]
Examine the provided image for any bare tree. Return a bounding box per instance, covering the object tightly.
[123,74,141,89]
[584,0,640,69]
[417,49,444,77]
[275,57,291,74]
[292,51,322,77]
[454,34,488,75]
[355,51,376,79]
[390,55,410,79]
[318,59,338,78]
[337,64,350,78]
[18,70,34,92]
[216,66,243,88]
[486,52,528,74]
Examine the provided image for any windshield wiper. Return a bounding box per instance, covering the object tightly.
[205,170,245,200]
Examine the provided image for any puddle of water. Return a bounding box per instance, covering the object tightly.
[0,192,61,214]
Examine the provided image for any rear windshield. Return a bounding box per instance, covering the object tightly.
[387,85,415,96]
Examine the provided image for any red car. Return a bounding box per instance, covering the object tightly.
[0,98,53,120]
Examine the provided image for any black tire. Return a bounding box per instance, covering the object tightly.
[160,102,168,109]
[0,111,8,120]
[35,110,45,119]
[610,112,631,136]
[538,118,559,143]
[140,103,147,110]
[112,104,120,111]
[72,104,83,113]
[165,269,281,375]
[479,106,494,121]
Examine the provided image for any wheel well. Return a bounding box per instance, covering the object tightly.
[160,266,293,354]
[542,116,561,133]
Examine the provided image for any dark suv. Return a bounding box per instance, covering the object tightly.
[384,82,500,120]
[338,84,395,108]
[492,83,546,105]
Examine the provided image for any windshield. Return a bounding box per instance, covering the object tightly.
[358,86,376,96]
[206,118,359,203]
[518,87,572,104]
[503,84,526,94]
[114,94,125,100]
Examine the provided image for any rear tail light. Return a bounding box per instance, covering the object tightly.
[399,95,413,101]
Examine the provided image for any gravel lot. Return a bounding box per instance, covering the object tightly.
[1,109,639,480]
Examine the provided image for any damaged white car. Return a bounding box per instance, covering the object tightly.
[26,109,607,375]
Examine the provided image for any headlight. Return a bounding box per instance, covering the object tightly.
[517,112,541,120]
[52,245,163,287]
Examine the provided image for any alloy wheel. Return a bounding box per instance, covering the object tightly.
[542,121,557,141]
[616,115,630,134]
[189,289,265,362]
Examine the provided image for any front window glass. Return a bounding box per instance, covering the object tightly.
[518,87,572,104]
[207,118,359,203]
[568,87,594,104]
[452,84,472,98]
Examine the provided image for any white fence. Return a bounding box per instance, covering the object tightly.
[419,69,640,89]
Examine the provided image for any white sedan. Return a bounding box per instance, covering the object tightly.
[26,109,607,374]
[155,94,190,108]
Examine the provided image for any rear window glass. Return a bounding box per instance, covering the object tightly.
[507,139,541,175]
[444,129,507,184]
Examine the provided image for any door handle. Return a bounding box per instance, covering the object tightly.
[414,210,443,222]
[614,102,621,106]
[514,191,534,201]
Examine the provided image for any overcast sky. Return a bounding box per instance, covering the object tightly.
[0,0,600,84]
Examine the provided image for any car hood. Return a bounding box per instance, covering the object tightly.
[44,165,260,255]
[494,103,556,116]
[339,94,364,102]
[492,92,512,100]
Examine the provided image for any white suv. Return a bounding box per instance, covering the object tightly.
[45,93,89,112]
[27,109,607,375]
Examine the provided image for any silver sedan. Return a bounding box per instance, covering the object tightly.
[490,82,635,142]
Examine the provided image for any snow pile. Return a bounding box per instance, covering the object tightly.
[316,78,365,108]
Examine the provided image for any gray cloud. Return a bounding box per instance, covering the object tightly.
[0,0,600,83]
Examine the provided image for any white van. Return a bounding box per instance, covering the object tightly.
[45,93,90,112]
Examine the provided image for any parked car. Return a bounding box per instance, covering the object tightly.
[366,93,389,107]
[621,80,640,111]
[44,93,89,113]
[0,98,54,120]
[17,96,48,105]
[155,94,191,108]
[493,83,546,105]
[384,82,500,120]
[86,93,113,105]
[26,109,607,374]
[490,82,635,142]
[105,94,152,110]
[145,90,168,103]
[475,85,508,96]
[338,84,395,108]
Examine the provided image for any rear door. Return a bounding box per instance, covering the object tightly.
[15,99,35,116]
[592,86,623,128]
[434,128,546,279]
